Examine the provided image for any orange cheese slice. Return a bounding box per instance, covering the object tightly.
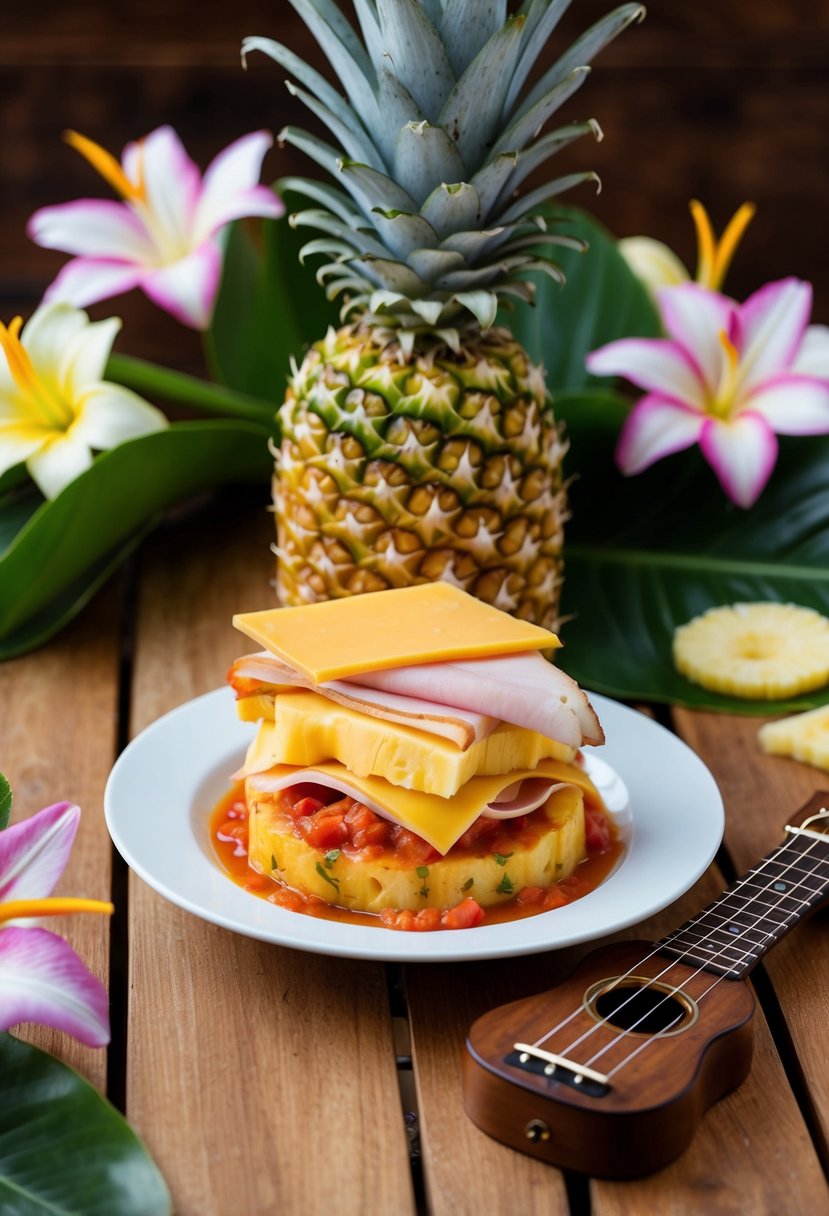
[232,583,559,684]
[243,756,598,856]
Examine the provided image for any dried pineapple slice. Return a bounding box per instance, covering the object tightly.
[673,603,829,699]
[759,706,829,772]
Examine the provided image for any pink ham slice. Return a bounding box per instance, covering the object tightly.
[228,653,497,750]
[349,652,604,747]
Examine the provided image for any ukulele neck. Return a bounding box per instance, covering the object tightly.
[657,801,829,980]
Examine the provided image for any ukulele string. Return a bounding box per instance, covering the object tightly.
[529,834,814,1053]
[531,833,828,1071]
[583,838,829,1078]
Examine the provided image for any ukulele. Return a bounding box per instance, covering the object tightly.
[463,791,829,1179]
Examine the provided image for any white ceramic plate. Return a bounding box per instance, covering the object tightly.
[104,689,724,962]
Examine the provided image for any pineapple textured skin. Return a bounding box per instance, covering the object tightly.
[276,324,568,627]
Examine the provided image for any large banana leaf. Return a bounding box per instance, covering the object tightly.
[554,389,829,714]
[0,1034,170,1216]
[0,421,270,659]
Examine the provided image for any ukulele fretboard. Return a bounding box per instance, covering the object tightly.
[658,811,829,979]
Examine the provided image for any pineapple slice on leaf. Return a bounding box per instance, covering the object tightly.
[246,0,644,627]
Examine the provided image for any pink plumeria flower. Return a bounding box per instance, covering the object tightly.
[587,278,829,508]
[28,126,284,330]
[0,802,112,1047]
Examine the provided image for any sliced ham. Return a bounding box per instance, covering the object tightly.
[349,652,604,747]
[482,778,573,819]
[227,653,497,750]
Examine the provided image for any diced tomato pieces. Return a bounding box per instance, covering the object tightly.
[268,887,306,912]
[291,795,325,819]
[412,907,442,931]
[297,812,348,849]
[440,897,485,930]
[542,886,570,910]
[217,820,248,842]
[344,802,390,851]
[391,826,440,866]
[243,872,272,893]
[559,873,590,898]
[585,806,611,853]
[516,886,545,905]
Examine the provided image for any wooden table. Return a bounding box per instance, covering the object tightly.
[3,491,828,1216]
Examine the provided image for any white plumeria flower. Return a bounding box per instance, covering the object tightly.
[28,126,284,330]
[0,801,112,1047]
[0,301,167,499]
[619,200,756,295]
[587,278,829,508]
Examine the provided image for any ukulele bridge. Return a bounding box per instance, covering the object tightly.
[508,1043,611,1097]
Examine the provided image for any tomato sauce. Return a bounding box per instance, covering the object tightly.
[210,782,623,931]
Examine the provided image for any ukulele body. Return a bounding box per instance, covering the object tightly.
[463,940,755,1178]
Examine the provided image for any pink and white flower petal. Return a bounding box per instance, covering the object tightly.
[0,925,109,1046]
[26,431,94,499]
[658,283,737,397]
[194,130,283,242]
[45,259,145,309]
[71,384,167,449]
[699,412,778,508]
[736,278,812,391]
[0,424,47,475]
[0,803,79,903]
[587,338,706,408]
[27,199,154,262]
[791,324,829,379]
[617,236,690,294]
[744,374,829,435]
[141,241,222,330]
[615,394,704,475]
[60,316,122,399]
[125,126,202,252]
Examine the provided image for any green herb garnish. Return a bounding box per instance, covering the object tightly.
[270,853,284,873]
[416,865,430,898]
[496,873,514,896]
[316,862,340,892]
[324,849,341,868]
[493,851,513,866]
[461,877,474,892]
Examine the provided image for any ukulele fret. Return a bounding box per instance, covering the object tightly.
[658,828,829,979]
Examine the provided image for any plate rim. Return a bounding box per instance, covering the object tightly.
[104,688,724,963]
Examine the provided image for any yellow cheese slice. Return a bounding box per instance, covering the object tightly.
[243,756,600,855]
[233,583,559,683]
[240,692,575,797]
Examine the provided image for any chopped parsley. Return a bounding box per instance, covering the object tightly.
[493,851,514,866]
[323,849,341,868]
[315,862,340,892]
[270,853,284,873]
[416,865,430,898]
[461,877,474,892]
[496,872,514,896]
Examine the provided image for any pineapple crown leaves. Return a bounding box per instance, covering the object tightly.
[243,0,644,332]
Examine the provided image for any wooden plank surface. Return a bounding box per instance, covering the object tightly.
[124,495,415,1216]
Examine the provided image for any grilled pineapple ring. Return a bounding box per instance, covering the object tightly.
[246,782,586,914]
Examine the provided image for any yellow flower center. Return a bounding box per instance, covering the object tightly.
[0,317,74,429]
[65,129,146,205]
[0,897,114,924]
[710,329,741,418]
[690,200,756,292]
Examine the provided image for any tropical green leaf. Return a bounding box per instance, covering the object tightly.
[502,205,661,391]
[207,195,339,401]
[0,1033,170,1216]
[555,389,829,714]
[0,774,11,831]
[0,421,270,657]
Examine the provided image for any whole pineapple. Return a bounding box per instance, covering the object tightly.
[246,0,643,628]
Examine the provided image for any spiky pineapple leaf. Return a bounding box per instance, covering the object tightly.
[554,389,829,714]
[503,205,661,390]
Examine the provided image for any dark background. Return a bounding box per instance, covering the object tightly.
[2,0,827,378]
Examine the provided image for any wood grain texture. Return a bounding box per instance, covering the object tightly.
[0,582,121,1087]
[674,708,829,1168]
[125,493,415,1216]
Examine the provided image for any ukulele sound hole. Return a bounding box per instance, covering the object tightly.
[586,976,698,1037]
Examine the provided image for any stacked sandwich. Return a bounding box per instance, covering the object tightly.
[227,584,606,928]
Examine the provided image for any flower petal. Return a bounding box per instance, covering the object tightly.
[27,199,154,261]
[26,431,93,499]
[0,802,79,903]
[699,412,778,508]
[744,374,829,435]
[44,258,145,309]
[141,241,222,330]
[0,424,47,477]
[615,394,704,475]
[617,236,690,294]
[194,131,283,242]
[0,926,110,1046]
[736,278,812,391]
[791,324,829,379]
[658,283,737,397]
[60,316,122,398]
[125,125,202,251]
[587,338,706,408]
[71,384,167,450]
[20,301,88,374]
